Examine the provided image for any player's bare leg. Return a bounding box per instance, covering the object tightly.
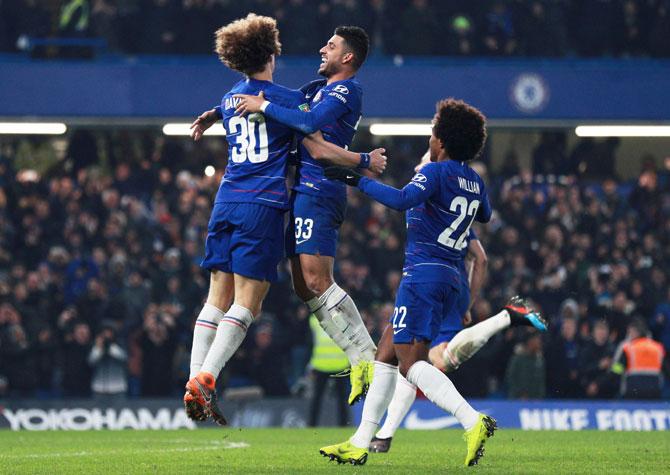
[187,273,269,425]
[292,254,376,404]
[184,271,234,421]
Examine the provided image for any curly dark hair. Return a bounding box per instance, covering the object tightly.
[433,98,487,162]
[214,14,281,76]
[334,26,369,70]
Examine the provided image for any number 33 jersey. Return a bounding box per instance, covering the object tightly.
[215,78,304,210]
[401,161,491,285]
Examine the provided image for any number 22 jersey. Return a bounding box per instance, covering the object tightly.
[358,160,491,286]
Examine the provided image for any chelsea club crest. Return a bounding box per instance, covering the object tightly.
[509,73,550,114]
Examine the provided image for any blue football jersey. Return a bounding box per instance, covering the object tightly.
[292,77,363,200]
[358,160,491,285]
[214,79,303,209]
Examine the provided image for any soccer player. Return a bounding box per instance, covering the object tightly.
[184,15,385,424]
[319,98,531,467]
[232,26,378,404]
[370,233,547,453]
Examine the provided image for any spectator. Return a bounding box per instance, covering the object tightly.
[140,304,177,397]
[61,320,93,397]
[612,319,667,399]
[395,0,439,55]
[308,316,350,426]
[505,333,546,399]
[1,126,669,400]
[88,321,127,399]
[545,316,582,398]
[482,1,517,56]
[580,320,615,398]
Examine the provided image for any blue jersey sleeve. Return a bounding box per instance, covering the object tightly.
[358,164,440,211]
[264,93,349,135]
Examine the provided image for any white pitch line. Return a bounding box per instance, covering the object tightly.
[0,442,250,460]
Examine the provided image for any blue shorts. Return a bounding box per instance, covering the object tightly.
[285,192,346,258]
[391,280,458,344]
[431,277,470,347]
[201,202,285,282]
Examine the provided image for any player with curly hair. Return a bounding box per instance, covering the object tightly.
[184,14,384,425]
[319,98,541,467]
[193,23,385,408]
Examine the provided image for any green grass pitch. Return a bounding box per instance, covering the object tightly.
[0,428,668,474]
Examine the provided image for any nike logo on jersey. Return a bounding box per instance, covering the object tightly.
[393,328,404,335]
[296,238,310,245]
[346,175,355,180]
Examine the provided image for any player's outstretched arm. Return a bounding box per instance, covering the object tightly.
[302,131,387,174]
[190,107,221,141]
[324,165,437,211]
[234,92,346,135]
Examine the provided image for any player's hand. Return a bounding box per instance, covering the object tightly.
[325,166,362,187]
[368,148,387,175]
[233,91,265,116]
[462,310,472,326]
[414,149,431,172]
[190,109,218,141]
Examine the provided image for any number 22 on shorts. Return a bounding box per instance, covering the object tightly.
[392,306,407,334]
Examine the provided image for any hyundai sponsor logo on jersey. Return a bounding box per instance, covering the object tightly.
[353,399,670,431]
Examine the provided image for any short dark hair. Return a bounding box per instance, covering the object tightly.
[334,26,369,70]
[215,14,281,76]
[433,98,487,162]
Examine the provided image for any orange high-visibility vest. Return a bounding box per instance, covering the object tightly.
[622,337,665,376]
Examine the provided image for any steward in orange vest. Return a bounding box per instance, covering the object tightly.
[611,319,666,399]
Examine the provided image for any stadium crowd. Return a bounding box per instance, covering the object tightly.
[0,131,668,401]
[2,0,670,58]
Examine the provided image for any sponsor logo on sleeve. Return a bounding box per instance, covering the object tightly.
[410,173,427,190]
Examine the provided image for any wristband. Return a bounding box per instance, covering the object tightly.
[260,100,271,113]
[358,152,371,169]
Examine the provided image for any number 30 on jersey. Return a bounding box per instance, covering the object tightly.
[228,115,269,163]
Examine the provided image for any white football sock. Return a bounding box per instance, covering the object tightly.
[350,362,398,449]
[444,310,510,371]
[324,283,377,363]
[200,304,254,379]
[189,303,226,378]
[306,296,356,365]
[375,373,417,439]
[405,360,479,430]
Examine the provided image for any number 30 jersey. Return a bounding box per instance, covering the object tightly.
[215,79,304,210]
[357,160,491,285]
